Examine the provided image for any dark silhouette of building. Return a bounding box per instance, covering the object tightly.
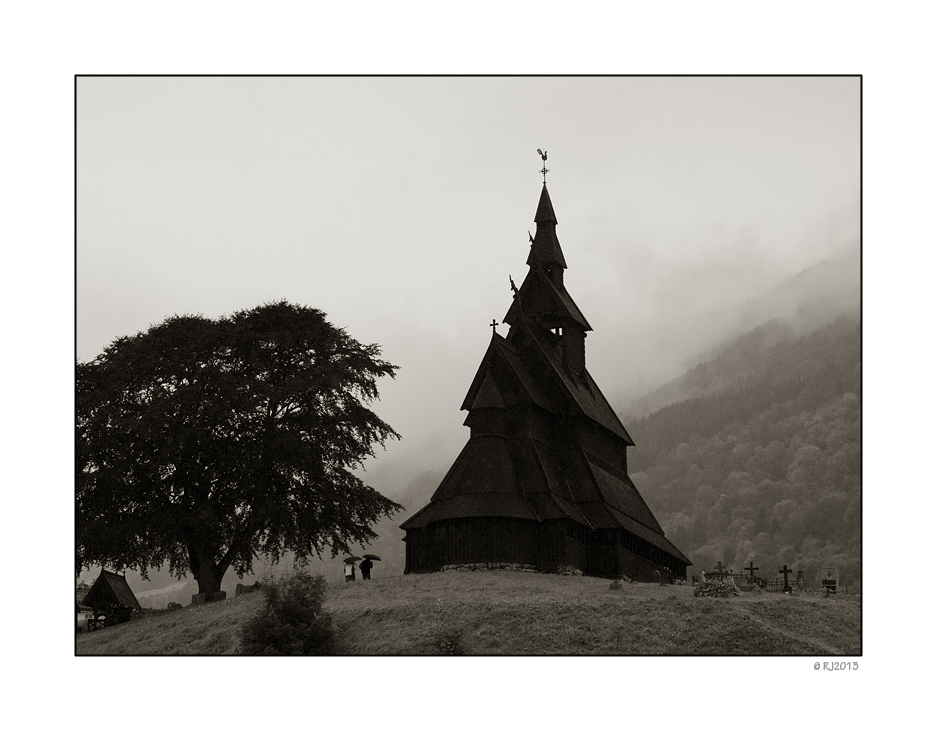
[401,178,691,580]
[82,568,143,627]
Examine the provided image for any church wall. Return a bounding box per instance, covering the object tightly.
[405,518,684,579]
[563,533,589,572]
[405,518,540,573]
[562,328,585,372]
[537,520,568,566]
[614,546,661,582]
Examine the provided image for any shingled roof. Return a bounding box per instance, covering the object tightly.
[402,173,690,575]
[82,569,143,612]
[504,262,592,331]
[400,430,688,565]
[460,334,554,413]
[520,321,634,444]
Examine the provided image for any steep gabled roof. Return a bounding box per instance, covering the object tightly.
[504,261,592,331]
[83,569,143,612]
[460,333,555,414]
[521,322,635,444]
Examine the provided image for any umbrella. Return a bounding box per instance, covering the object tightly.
[343,556,362,563]
[363,554,381,561]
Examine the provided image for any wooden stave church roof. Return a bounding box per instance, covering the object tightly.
[401,180,689,567]
[401,426,689,565]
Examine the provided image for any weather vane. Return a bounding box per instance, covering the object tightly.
[537,148,549,183]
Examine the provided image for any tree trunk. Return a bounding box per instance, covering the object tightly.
[190,545,226,597]
[195,563,223,596]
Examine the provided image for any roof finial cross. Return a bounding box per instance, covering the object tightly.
[490,319,498,333]
[537,148,549,183]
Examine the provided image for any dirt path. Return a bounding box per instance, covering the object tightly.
[740,606,843,654]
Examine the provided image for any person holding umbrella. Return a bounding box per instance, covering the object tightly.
[344,556,361,582]
[360,554,380,580]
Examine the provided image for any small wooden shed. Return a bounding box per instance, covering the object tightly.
[82,569,143,627]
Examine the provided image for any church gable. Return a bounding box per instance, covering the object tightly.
[460,334,557,415]
[504,262,591,332]
[470,371,505,410]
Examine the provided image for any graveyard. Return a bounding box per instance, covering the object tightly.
[76,569,860,655]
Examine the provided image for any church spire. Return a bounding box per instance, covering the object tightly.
[528,184,566,270]
[534,184,558,225]
[528,149,566,269]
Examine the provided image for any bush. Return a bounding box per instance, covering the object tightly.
[693,579,740,598]
[240,571,335,655]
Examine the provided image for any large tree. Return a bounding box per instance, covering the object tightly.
[77,301,402,595]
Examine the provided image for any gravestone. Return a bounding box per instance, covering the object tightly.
[820,567,839,595]
[778,564,792,592]
[796,566,805,592]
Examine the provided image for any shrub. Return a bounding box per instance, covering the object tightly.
[240,571,335,655]
[693,579,740,598]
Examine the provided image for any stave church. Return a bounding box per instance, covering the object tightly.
[400,160,691,581]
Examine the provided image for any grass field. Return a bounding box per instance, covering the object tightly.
[75,570,860,655]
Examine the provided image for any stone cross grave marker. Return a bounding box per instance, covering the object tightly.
[778,564,792,591]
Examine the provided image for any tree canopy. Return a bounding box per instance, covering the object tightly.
[76,301,402,595]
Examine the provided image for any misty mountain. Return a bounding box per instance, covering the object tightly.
[624,313,860,587]
[617,249,859,419]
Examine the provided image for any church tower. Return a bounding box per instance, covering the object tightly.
[401,160,690,580]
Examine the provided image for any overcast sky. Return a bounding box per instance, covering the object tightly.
[77,76,859,491]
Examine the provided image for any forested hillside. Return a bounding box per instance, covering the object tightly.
[625,314,861,587]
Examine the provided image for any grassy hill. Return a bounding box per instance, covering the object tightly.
[76,571,860,656]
